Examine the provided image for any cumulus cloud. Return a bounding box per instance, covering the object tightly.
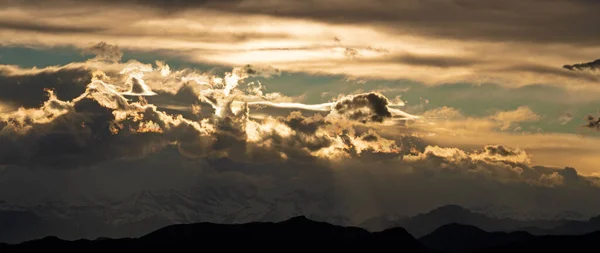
[402,144,596,188]
[0,65,91,109]
[2,55,600,223]
[0,59,421,169]
[331,92,393,123]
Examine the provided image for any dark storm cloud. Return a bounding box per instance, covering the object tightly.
[333,92,392,123]
[0,94,224,169]
[584,114,600,130]
[0,66,91,109]
[479,145,519,157]
[279,111,327,134]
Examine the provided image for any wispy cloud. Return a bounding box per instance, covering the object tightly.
[1,1,600,90]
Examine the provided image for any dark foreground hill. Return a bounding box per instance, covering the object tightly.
[1,216,430,252]
[4,216,600,253]
[420,223,534,253]
[477,231,600,253]
[419,223,600,253]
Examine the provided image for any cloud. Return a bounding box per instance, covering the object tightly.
[558,112,573,125]
[489,106,540,131]
[417,106,540,134]
[83,41,123,63]
[538,172,564,188]
[4,0,243,11]
[584,113,600,130]
[2,56,600,223]
[18,0,597,44]
[563,59,600,72]
[331,92,393,123]
[385,53,480,68]
[0,65,92,109]
[422,106,463,120]
[3,1,600,91]
[0,19,106,34]
[402,144,595,188]
[0,59,420,169]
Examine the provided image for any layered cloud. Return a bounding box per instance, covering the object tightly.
[419,106,541,133]
[2,0,600,90]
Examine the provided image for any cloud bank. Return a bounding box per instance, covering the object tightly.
[1,52,600,221]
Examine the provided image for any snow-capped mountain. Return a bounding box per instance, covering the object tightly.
[0,186,353,243]
[469,204,588,221]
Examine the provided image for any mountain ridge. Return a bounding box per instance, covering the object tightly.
[2,216,430,252]
[3,202,600,244]
[4,216,600,252]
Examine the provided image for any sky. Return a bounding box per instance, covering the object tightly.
[1,0,600,221]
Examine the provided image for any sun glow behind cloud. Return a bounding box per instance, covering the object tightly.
[2,0,600,226]
[0,40,600,226]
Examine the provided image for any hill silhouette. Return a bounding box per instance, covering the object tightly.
[475,231,600,252]
[419,223,533,253]
[1,216,430,252]
[4,215,600,252]
[4,204,600,244]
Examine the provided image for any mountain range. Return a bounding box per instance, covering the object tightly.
[359,205,600,237]
[3,199,600,245]
[2,216,599,252]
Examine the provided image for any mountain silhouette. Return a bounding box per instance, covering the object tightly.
[4,203,600,245]
[542,214,600,235]
[0,210,46,243]
[1,216,430,252]
[419,223,533,253]
[361,205,567,237]
[0,209,171,244]
[4,215,600,252]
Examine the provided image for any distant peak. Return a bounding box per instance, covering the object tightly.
[285,215,312,222]
[436,223,485,233]
[590,215,600,224]
[431,205,470,213]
